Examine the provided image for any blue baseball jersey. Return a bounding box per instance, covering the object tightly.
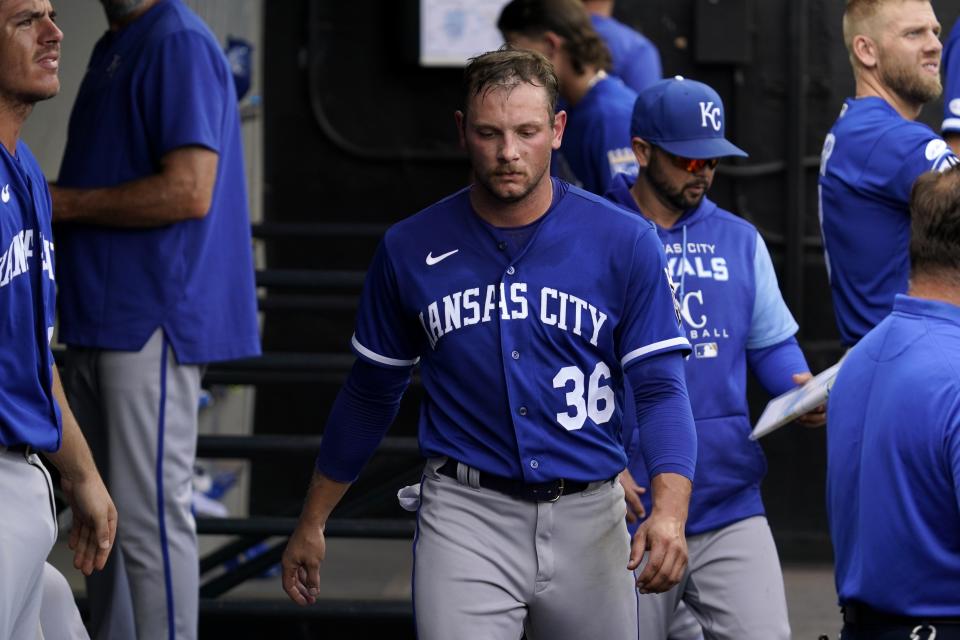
[55,0,260,364]
[942,19,960,135]
[557,76,638,195]
[818,97,958,346]
[607,176,800,534]
[827,295,960,617]
[351,179,690,483]
[590,14,662,93]
[0,142,61,451]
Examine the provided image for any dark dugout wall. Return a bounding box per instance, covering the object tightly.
[256,0,960,560]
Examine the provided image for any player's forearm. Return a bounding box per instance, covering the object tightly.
[648,472,691,522]
[46,365,99,483]
[300,472,352,528]
[51,176,207,227]
[50,147,218,227]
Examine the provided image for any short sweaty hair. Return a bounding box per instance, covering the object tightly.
[461,47,560,120]
[497,0,611,75]
[842,0,929,56]
[909,166,960,281]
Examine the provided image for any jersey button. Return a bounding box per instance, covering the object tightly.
[529,459,539,470]
[518,406,528,416]
[506,266,515,275]
[511,350,520,360]
[497,241,507,251]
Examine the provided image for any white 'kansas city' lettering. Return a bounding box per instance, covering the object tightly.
[419,283,608,350]
[0,229,54,289]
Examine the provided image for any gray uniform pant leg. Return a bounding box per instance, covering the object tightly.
[63,329,201,640]
[0,450,57,640]
[413,459,638,640]
[637,515,790,640]
[40,563,89,640]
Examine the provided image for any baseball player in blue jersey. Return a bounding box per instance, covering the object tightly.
[48,1,261,638]
[826,168,960,640]
[940,18,960,154]
[0,2,117,638]
[282,48,698,640]
[819,0,959,346]
[582,0,662,92]
[498,0,639,195]
[605,77,826,640]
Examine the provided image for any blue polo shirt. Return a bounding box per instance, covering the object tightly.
[827,295,960,617]
[55,0,260,364]
[0,142,61,451]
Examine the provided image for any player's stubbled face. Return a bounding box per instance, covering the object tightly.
[876,1,942,104]
[462,82,560,204]
[646,148,714,213]
[0,0,62,106]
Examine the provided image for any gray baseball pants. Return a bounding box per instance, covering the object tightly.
[63,329,201,640]
[40,563,89,640]
[0,447,57,640]
[413,458,639,640]
[636,515,790,640]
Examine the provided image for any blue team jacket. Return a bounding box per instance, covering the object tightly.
[607,174,798,535]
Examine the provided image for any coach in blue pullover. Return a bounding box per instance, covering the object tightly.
[605,78,825,640]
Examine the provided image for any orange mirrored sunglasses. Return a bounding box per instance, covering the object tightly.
[661,150,720,173]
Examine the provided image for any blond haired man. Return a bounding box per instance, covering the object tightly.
[818,0,958,346]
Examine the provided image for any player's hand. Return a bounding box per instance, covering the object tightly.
[792,372,827,428]
[618,469,647,523]
[60,472,117,576]
[282,515,326,606]
[629,508,688,593]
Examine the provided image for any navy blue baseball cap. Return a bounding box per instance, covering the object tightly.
[631,76,748,159]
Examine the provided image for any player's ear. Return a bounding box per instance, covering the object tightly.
[632,137,652,167]
[542,31,564,61]
[455,110,466,148]
[851,34,878,69]
[552,110,567,149]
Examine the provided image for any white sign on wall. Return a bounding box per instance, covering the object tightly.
[420,0,511,67]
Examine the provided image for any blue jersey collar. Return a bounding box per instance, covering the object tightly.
[893,293,960,326]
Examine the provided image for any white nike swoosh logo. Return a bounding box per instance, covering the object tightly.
[426,249,459,266]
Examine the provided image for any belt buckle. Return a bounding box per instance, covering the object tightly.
[529,479,563,503]
[911,625,937,640]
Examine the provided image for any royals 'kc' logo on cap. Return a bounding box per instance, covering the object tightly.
[699,102,722,132]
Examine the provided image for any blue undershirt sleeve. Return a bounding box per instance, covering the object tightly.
[746,336,810,397]
[314,359,413,483]
[624,350,697,480]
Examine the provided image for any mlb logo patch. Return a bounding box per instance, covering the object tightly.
[694,343,718,359]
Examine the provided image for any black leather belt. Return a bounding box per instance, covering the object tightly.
[843,602,960,626]
[437,459,600,502]
[0,444,30,455]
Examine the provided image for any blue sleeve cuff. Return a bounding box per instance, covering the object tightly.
[746,336,810,397]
